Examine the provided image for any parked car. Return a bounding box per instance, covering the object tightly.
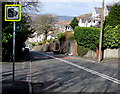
[22,45,30,53]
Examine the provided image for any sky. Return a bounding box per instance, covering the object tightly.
[37,0,120,17]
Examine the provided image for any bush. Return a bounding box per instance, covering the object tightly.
[74,26,100,50]
[103,25,120,49]
[105,3,120,28]
[57,33,65,42]
[64,31,74,40]
[78,45,89,56]
[32,43,36,46]
[38,42,42,45]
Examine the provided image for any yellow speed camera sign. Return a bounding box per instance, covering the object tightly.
[5,4,22,21]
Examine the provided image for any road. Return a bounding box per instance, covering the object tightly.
[2,51,120,94]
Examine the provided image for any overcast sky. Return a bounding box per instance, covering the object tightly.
[37,0,120,16]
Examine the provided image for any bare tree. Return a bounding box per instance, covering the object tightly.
[34,14,57,41]
[0,0,41,13]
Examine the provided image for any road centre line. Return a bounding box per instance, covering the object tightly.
[41,53,120,84]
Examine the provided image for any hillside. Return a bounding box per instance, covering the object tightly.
[29,14,74,21]
[57,16,74,21]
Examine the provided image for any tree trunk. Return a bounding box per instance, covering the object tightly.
[44,31,48,41]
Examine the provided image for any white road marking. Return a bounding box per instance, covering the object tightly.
[29,61,32,94]
[22,62,25,69]
[41,53,120,84]
[25,61,32,94]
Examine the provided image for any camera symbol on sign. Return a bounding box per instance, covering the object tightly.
[7,7,19,20]
[8,8,18,17]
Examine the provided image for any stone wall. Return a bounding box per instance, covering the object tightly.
[83,48,119,59]
[83,50,96,58]
[104,49,119,59]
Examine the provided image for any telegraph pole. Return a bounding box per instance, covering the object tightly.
[98,0,104,62]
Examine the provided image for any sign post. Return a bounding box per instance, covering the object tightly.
[5,4,22,83]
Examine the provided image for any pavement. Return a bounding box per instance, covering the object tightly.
[2,81,29,94]
[1,52,30,94]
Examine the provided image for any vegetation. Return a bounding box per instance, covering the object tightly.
[77,45,89,57]
[64,31,74,40]
[74,27,100,50]
[103,25,120,49]
[34,14,57,41]
[105,3,120,27]
[70,17,78,29]
[103,2,120,49]
[2,2,35,61]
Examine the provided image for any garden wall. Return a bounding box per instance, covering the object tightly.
[104,49,119,59]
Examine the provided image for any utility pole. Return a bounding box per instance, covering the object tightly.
[98,0,104,62]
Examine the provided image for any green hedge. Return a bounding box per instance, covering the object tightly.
[57,33,65,42]
[78,45,89,56]
[103,25,120,49]
[74,26,100,50]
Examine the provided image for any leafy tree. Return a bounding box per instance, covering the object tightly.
[103,2,120,49]
[105,2,120,27]
[70,17,78,29]
[2,2,35,61]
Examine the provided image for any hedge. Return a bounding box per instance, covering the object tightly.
[103,25,120,49]
[74,26,100,50]
[78,45,89,56]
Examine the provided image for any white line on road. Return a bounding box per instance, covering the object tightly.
[25,61,32,94]
[29,61,32,94]
[41,53,120,84]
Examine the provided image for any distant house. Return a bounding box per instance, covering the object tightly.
[55,21,73,33]
[27,32,58,43]
[27,32,45,43]
[78,5,111,27]
[47,34,57,40]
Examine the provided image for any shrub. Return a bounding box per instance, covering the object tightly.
[64,31,74,40]
[103,25,120,49]
[105,3,120,28]
[57,33,65,42]
[32,43,36,46]
[38,42,42,45]
[74,26,100,50]
[78,45,89,56]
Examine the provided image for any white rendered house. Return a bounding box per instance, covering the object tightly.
[78,5,111,27]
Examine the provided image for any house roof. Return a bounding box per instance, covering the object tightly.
[49,34,57,37]
[106,5,111,11]
[94,7,102,16]
[77,13,92,23]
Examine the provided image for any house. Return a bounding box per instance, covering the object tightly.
[55,21,73,33]
[47,34,57,40]
[27,32,45,43]
[78,5,111,27]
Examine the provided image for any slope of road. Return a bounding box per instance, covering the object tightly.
[1,51,119,94]
[29,51,119,93]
